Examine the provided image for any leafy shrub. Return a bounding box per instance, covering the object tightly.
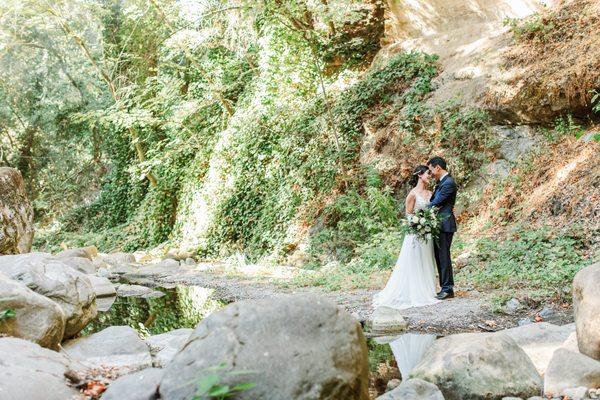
[202,52,439,262]
[458,227,590,300]
[0,309,15,322]
[193,364,255,400]
[504,12,556,43]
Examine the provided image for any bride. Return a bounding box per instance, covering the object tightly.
[372,165,440,310]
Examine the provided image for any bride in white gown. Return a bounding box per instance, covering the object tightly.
[373,165,440,310]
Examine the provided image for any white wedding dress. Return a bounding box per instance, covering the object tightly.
[372,194,440,309]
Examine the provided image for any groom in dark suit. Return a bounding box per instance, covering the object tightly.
[427,156,457,300]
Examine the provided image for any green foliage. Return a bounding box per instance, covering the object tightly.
[458,227,590,300]
[0,309,16,322]
[193,364,255,400]
[591,89,600,115]
[367,339,395,373]
[202,52,439,262]
[553,115,584,139]
[504,12,556,43]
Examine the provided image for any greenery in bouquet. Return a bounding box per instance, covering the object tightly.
[402,208,443,242]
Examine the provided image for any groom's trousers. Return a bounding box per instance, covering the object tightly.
[434,232,454,293]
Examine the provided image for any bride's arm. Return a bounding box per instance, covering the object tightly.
[405,192,416,215]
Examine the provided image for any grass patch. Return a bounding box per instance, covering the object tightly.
[457,226,591,302]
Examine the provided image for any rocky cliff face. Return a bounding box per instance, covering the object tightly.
[0,167,34,254]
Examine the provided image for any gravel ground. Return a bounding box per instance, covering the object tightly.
[127,266,574,335]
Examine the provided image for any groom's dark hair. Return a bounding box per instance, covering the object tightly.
[427,156,447,170]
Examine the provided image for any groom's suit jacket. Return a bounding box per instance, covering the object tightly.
[430,174,457,233]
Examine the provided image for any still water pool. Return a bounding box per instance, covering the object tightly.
[83,285,226,336]
[85,284,437,397]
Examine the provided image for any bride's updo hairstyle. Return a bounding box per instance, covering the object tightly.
[409,165,429,187]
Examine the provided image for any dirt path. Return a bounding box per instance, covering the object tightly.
[126,266,573,335]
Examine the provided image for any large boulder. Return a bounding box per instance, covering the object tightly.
[62,326,152,371]
[55,246,98,260]
[0,257,97,338]
[55,256,97,274]
[377,378,444,400]
[0,273,65,349]
[0,366,81,400]
[102,368,163,400]
[499,322,575,374]
[100,252,136,267]
[145,328,192,368]
[88,275,116,312]
[544,348,600,396]
[0,337,82,378]
[160,294,370,400]
[410,333,542,400]
[0,167,34,255]
[573,262,600,360]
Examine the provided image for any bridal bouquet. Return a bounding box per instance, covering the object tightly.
[402,208,443,242]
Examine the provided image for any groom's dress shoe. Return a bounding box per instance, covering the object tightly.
[436,292,454,300]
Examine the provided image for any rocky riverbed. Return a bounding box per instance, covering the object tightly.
[0,249,598,399]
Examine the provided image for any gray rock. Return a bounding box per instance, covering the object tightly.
[386,378,401,392]
[492,125,537,162]
[160,294,369,400]
[88,275,116,298]
[410,333,542,400]
[371,307,408,335]
[538,305,554,319]
[0,273,65,349]
[145,328,192,368]
[0,167,34,255]
[0,252,51,269]
[0,366,80,400]
[518,318,532,326]
[0,336,82,378]
[377,378,444,399]
[544,348,600,396]
[501,398,524,400]
[102,368,163,400]
[562,387,588,400]
[526,397,544,400]
[100,252,136,266]
[55,256,97,274]
[88,275,116,312]
[55,246,98,260]
[116,284,155,297]
[499,322,575,374]
[454,252,475,269]
[573,262,600,360]
[184,257,195,265]
[504,298,521,314]
[0,258,97,338]
[560,331,579,353]
[62,325,152,371]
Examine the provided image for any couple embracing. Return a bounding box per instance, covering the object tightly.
[373,156,457,310]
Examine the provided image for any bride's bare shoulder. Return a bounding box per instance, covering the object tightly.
[406,190,417,201]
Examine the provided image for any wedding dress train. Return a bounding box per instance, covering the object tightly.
[372,194,440,310]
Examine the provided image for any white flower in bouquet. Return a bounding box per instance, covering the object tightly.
[419,217,426,224]
[411,216,419,224]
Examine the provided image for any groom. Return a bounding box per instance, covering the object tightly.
[427,156,457,300]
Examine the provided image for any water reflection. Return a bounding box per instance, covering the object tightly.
[83,285,226,336]
[386,333,436,378]
[368,332,437,397]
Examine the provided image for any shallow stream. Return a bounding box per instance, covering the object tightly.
[85,284,438,397]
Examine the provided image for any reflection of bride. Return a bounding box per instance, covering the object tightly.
[389,333,437,379]
[372,165,440,310]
